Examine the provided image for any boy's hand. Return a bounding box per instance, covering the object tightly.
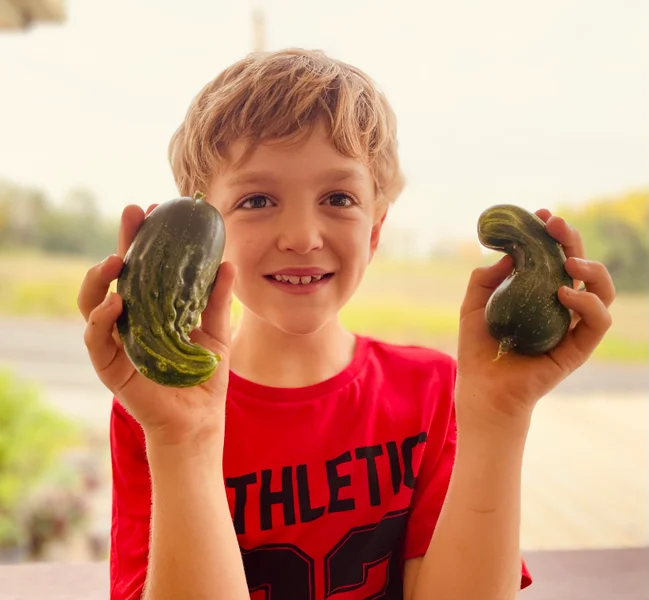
[456,208,616,424]
[77,204,236,447]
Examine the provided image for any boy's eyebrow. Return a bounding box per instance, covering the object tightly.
[226,167,367,187]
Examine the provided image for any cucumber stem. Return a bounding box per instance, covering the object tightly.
[494,337,515,361]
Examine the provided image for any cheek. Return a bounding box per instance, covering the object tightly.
[222,243,238,266]
[338,226,373,273]
[221,224,257,267]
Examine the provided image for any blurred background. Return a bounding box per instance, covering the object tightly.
[0,0,647,566]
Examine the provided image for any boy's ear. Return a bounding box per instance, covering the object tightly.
[369,207,388,260]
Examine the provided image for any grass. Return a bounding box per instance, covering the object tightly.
[0,251,646,363]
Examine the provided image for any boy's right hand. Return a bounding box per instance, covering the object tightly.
[77,204,236,448]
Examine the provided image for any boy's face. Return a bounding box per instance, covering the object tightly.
[207,121,385,336]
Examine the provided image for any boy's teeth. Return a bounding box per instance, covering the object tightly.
[272,274,324,284]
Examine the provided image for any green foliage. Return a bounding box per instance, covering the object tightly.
[0,179,119,260]
[555,189,649,292]
[0,368,82,547]
[0,514,21,548]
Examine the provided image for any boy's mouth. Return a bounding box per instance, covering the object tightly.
[264,272,334,286]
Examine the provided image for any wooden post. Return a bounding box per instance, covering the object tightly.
[252,5,265,52]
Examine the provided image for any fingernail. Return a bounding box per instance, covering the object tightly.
[572,257,589,266]
[102,292,115,308]
[561,285,575,296]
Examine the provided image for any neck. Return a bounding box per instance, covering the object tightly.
[230,311,357,388]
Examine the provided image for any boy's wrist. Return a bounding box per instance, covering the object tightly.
[144,411,227,463]
[455,384,532,442]
[146,432,226,486]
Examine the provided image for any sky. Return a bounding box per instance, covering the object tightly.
[0,0,647,255]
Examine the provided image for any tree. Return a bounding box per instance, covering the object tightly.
[556,188,648,292]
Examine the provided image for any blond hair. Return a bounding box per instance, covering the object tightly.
[168,48,405,212]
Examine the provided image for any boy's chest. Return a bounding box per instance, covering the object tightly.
[221,397,429,599]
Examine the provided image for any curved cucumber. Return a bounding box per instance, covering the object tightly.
[116,192,226,387]
[477,204,573,358]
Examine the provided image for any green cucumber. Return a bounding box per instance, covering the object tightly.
[477,204,573,358]
[116,192,225,387]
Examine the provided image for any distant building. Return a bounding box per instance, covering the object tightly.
[0,0,65,30]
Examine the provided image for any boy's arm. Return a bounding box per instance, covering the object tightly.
[404,212,612,599]
[403,398,529,600]
[143,423,249,600]
[109,399,249,600]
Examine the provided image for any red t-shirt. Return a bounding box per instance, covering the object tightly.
[109,334,532,599]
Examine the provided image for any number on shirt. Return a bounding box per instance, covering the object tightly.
[243,543,314,600]
[324,509,407,598]
[242,509,408,600]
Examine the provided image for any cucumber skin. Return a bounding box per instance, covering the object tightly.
[477,204,574,357]
[116,194,226,387]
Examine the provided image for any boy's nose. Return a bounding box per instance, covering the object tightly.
[276,212,324,255]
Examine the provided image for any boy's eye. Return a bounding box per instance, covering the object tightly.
[238,193,355,209]
[326,193,355,207]
[239,195,270,209]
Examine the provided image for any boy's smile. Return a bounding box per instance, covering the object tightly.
[207,121,385,336]
[264,268,335,294]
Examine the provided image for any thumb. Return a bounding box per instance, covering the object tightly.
[199,261,237,349]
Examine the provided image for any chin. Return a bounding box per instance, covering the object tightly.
[271,313,335,337]
[243,302,338,337]
[237,284,354,337]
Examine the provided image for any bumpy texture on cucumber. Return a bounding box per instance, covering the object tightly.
[116,192,225,387]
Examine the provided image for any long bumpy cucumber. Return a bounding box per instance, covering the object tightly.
[116,192,225,387]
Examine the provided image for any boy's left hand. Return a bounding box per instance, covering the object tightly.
[456,208,616,424]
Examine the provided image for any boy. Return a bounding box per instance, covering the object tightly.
[77,49,616,600]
